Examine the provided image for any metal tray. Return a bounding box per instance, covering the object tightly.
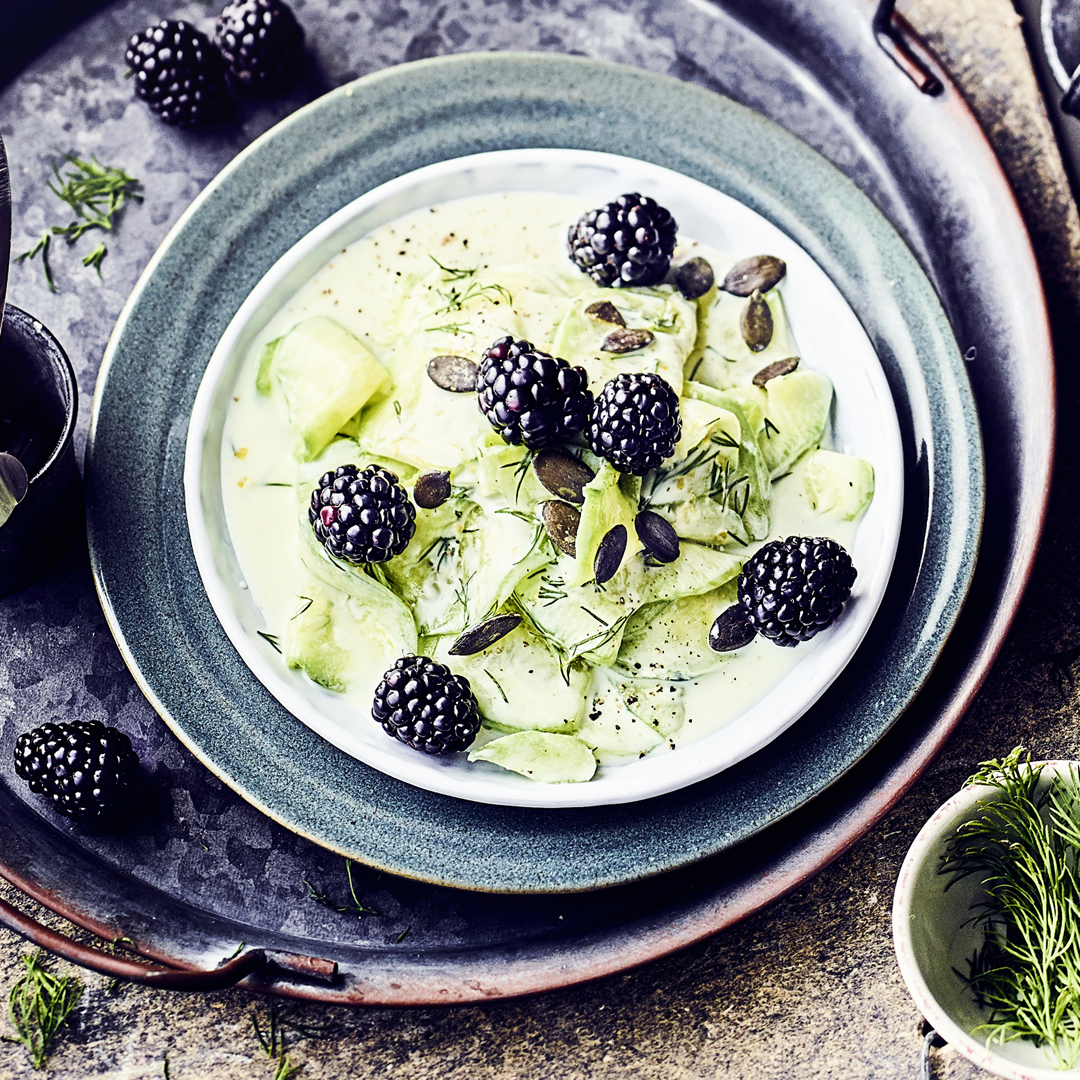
[0,0,1052,1002]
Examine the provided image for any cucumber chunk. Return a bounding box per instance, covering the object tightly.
[468,730,597,783]
[284,581,407,694]
[797,448,875,521]
[260,316,392,460]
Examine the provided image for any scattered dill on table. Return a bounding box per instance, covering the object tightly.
[16,151,141,291]
[3,951,82,1069]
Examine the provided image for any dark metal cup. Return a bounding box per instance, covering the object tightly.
[0,305,80,596]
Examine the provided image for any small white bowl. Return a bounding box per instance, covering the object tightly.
[893,761,1080,1079]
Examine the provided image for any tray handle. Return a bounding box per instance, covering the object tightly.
[873,0,944,95]
[0,890,273,990]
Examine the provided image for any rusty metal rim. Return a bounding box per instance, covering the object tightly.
[0,7,1054,1004]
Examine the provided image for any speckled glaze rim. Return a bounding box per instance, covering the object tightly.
[893,763,1080,1079]
[85,52,982,894]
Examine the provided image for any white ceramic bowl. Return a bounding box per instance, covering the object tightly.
[893,761,1080,1079]
[185,147,904,808]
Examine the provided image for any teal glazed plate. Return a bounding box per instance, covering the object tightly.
[86,53,982,893]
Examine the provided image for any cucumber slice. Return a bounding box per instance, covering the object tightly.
[550,285,696,394]
[797,448,875,521]
[260,316,392,460]
[517,564,634,669]
[572,462,639,586]
[760,369,833,478]
[618,680,686,737]
[685,284,798,390]
[284,586,352,692]
[436,621,588,734]
[616,581,738,680]
[578,671,664,757]
[673,384,771,541]
[631,543,742,605]
[468,730,597,783]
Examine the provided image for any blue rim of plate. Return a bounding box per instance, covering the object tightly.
[85,53,983,894]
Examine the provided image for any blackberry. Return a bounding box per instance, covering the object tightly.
[14,720,139,821]
[215,0,305,94]
[587,372,681,475]
[738,536,857,647]
[372,656,482,754]
[125,20,229,128]
[309,464,416,564]
[568,193,677,288]
[476,337,593,450]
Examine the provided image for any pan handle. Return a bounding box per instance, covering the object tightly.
[0,890,267,989]
[873,0,944,95]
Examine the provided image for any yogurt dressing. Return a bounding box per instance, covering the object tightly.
[220,192,863,772]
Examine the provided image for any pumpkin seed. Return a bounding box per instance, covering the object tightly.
[594,524,627,585]
[752,356,800,387]
[721,255,787,297]
[426,354,479,392]
[448,613,523,656]
[585,300,626,327]
[413,470,451,509]
[601,328,654,354]
[740,289,773,352]
[533,449,594,505]
[542,500,580,557]
[708,606,756,652]
[674,257,714,299]
[634,510,680,564]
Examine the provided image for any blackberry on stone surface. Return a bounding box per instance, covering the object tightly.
[476,337,593,450]
[309,464,416,564]
[587,372,682,475]
[372,656,482,755]
[125,20,229,128]
[567,193,678,288]
[737,536,857,647]
[215,0,305,94]
[14,720,139,822]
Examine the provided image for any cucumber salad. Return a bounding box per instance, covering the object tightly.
[220,191,875,786]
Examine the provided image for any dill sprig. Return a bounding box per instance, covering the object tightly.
[48,152,141,237]
[639,430,739,510]
[17,152,141,291]
[434,280,513,315]
[429,255,476,280]
[302,860,381,918]
[5,951,83,1069]
[939,748,1080,1068]
[253,1004,304,1080]
[16,234,55,291]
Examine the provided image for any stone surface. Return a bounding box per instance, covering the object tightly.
[2,0,1080,1076]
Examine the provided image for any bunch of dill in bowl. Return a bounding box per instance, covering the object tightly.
[894,748,1080,1078]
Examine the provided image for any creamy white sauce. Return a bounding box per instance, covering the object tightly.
[220,192,862,773]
